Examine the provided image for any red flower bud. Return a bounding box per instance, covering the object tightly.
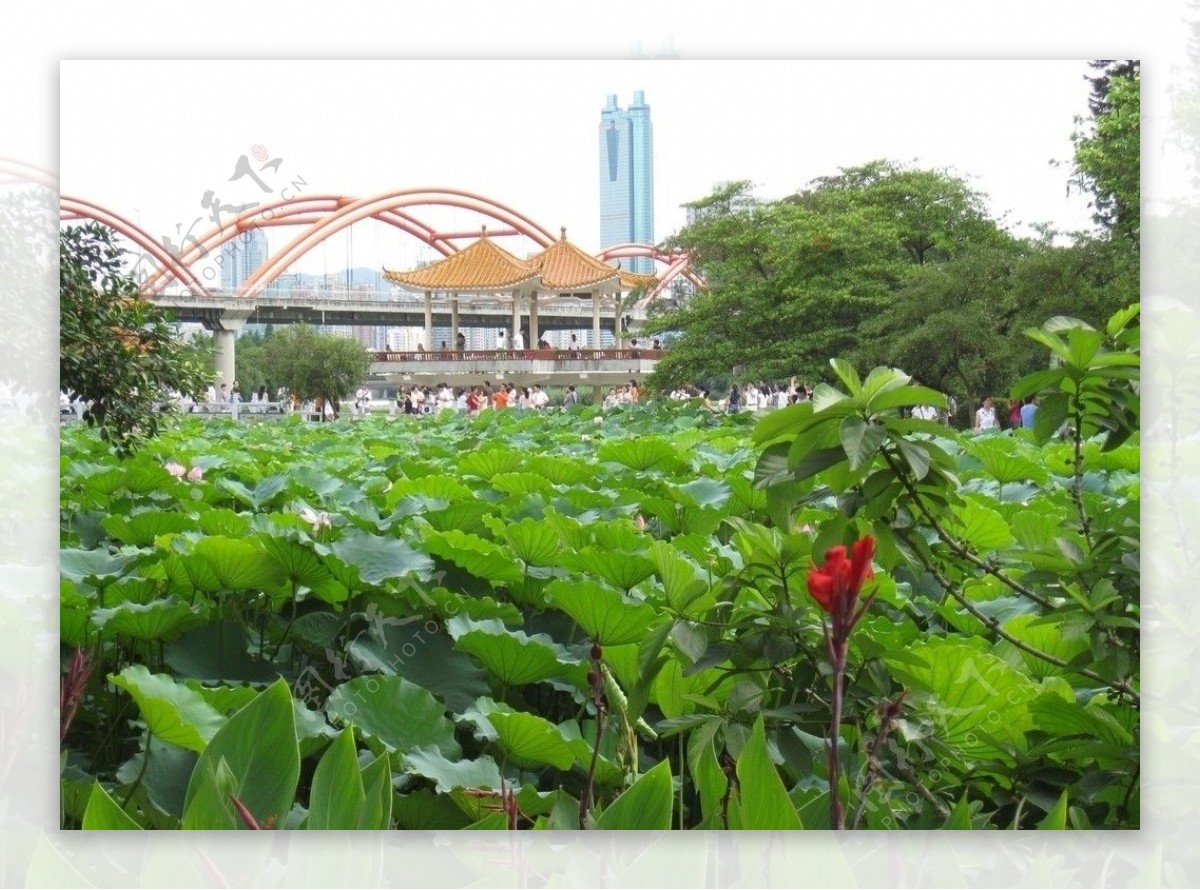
[590,643,603,661]
[806,535,875,621]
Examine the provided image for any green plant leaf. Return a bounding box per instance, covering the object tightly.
[839,415,886,471]
[326,675,460,758]
[459,698,575,770]
[421,528,525,585]
[109,665,225,753]
[596,758,673,829]
[1036,789,1070,829]
[559,547,657,592]
[736,716,802,829]
[546,578,664,646]
[182,679,300,830]
[81,782,142,830]
[92,597,203,641]
[307,726,366,830]
[501,516,562,566]
[358,754,394,829]
[180,755,239,829]
[325,528,433,586]
[447,615,578,687]
[192,536,286,592]
[402,747,502,794]
[101,510,195,547]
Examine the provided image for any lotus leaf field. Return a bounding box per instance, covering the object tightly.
[60,312,1140,830]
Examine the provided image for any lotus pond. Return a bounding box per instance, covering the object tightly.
[60,375,1139,830]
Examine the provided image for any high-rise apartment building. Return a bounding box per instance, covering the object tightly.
[219,227,269,291]
[599,91,654,274]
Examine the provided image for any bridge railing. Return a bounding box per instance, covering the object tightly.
[373,348,665,362]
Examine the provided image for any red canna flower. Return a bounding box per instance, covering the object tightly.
[806,535,876,623]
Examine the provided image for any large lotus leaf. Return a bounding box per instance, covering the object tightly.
[192,536,286,592]
[597,437,686,473]
[588,520,645,554]
[420,500,494,535]
[500,516,562,566]
[326,675,460,758]
[115,735,198,820]
[965,439,1050,487]
[101,510,195,547]
[183,679,300,830]
[646,541,709,613]
[675,478,733,509]
[489,472,556,498]
[458,448,525,480]
[997,614,1091,679]
[393,788,471,830]
[525,454,594,486]
[60,548,139,585]
[322,527,433,586]
[420,528,524,585]
[402,746,502,795]
[558,720,625,787]
[347,623,491,714]
[197,507,252,538]
[92,597,204,641]
[447,615,578,687]
[595,758,673,830]
[307,727,366,830]
[163,621,280,683]
[289,466,346,499]
[885,639,1038,760]
[457,698,575,771]
[160,551,221,595]
[108,665,225,753]
[1027,694,1134,747]
[256,534,345,604]
[559,547,656,592]
[546,579,665,646]
[945,498,1015,554]
[386,475,476,507]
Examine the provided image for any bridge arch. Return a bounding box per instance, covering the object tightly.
[595,243,705,307]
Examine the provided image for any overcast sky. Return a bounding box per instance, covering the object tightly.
[60,59,1118,282]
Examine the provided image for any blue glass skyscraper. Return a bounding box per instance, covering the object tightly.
[599,91,654,274]
[219,227,269,291]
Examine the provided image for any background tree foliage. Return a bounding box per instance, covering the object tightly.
[647,64,1139,416]
[60,223,213,456]
[260,324,372,414]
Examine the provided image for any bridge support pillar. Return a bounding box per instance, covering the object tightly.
[424,291,433,350]
[529,292,539,347]
[205,309,253,387]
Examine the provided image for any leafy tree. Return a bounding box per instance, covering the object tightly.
[233,329,272,396]
[262,324,372,418]
[646,163,1010,389]
[60,223,213,456]
[1071,61,1139,294]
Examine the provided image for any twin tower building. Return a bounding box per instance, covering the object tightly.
[598,90,655,275]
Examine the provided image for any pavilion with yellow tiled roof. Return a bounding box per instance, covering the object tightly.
[382,226,657,350]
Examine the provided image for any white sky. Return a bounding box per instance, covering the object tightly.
[62,59,1118,281]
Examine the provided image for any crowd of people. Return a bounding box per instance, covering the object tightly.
[391,381,575,416]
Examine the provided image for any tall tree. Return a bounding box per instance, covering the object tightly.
[1072,62,1140,257]
[262,324,372,417]
[646,162,1009,389]
[60,223,213,455]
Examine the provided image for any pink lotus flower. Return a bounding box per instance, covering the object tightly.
[165,461,186,477]
[187,466,204,482]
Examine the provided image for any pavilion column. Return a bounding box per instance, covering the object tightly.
[423,291,433,350]
[529,291,539,347]
[592,291,601,349]
[512,294,521,347]
[451,293,460,348]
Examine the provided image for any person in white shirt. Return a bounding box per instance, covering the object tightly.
[512,330,525,351]
[913,404,939,422]
[974,397,998,431]
[496,329,507,351]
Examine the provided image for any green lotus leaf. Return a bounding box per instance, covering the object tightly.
[326,675,460,758]
[109,665,225,753]
[559,547,656,592]
[192,536,286,592]
[92,597,203,641]
[324,527,433,586]
[447,615,578,687]
[459,448,525,480]
[102,510,195,547]
[500,516,562,566]
[420,528,524,585]
[597,437,686,473]
[402,746,502,795]
[197,507,252,538]
[60,548,139,585]
[546,578,665,646]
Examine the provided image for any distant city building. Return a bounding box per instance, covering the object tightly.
[599,91,654,274]
[219,227,269,291]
